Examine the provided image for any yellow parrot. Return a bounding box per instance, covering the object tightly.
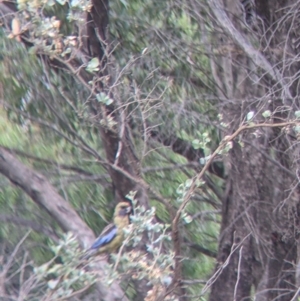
[82,201,132,259]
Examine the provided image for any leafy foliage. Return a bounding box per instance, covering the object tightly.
[0,0,222,299]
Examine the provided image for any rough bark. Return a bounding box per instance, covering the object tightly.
[207,0,299,300]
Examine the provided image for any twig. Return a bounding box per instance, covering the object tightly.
[208,0,293,99]
[171,120,299,293]
[290,286,300,301]
[233,246,243,301]
[2,231,31,276]
[202,233,250,294]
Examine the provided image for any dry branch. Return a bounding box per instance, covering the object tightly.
[0,147,129,301]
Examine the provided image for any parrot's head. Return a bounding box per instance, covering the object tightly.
[115,201,133,217]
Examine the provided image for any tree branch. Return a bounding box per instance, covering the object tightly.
[150,131,224,178]
[0,146,96,176]
[169,120,299,297]
[208,0,292,99]
[0,147,129,301]
[186,242,217,258]
[0,147,94,247]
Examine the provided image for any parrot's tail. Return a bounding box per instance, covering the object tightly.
[80,248,97,260]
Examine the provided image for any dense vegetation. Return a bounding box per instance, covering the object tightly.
[0,0,300,300]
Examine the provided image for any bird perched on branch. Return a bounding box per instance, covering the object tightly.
[82,201,133,259]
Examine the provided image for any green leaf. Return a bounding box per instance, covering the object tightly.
[34,263,49,275]
[295,111,300,119]
[185,179,193,188]
[192,139,201,149]
[176,183,185,195]
[96,93,114,105]
[224,141,233,152]
[45,0,56,6]
[294,125,300,133]
[119,0,128,8]
[105,97,114,105]
[183,214,193,224]
[262,110,271,118]
[70,0,81,7]
[199,155,211,165]
[51,245,62,255]
[56,0,68,4]
[47,279,59,290]
[247,111,254,121]
[47,264,63,274]
[86,58,99,73]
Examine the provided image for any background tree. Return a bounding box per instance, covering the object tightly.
[205,1,300,300]
[0,0,300,300]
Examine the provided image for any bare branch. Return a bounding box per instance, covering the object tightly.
[0,147,129,301]
[208,0,293,99]
[0,147,94,247]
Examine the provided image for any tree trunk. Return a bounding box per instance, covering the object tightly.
[208,0,300,300]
